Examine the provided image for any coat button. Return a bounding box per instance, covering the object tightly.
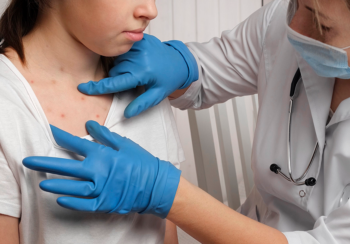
[299,190,306,198]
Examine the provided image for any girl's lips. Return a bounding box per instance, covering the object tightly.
[124,31,144,42]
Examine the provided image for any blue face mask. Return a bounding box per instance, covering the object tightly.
[287,26,350,79]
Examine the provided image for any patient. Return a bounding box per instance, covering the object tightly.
[0,0,183,243]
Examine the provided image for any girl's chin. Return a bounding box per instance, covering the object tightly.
[96,43,134,57]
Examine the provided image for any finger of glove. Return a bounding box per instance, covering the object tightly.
[23,157,89,179]
[108,58,142,76]
[51,125,97,157]
[86,120,124,151]
[40,179,98,197]
[124,89,165,118]
[57,196,102,212]
[78,73,140,95]
[112,50,140,66]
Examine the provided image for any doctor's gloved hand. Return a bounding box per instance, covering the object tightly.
[78,34,199,118]
[22,121,181,219]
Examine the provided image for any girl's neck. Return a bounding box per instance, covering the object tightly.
[17,8,105,84]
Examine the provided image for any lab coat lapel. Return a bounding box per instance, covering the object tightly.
[296,54,334,151]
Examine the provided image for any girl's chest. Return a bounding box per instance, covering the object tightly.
[30,81,114,137]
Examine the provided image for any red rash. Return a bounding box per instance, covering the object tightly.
[61,114,65,118]
[96,114,100,118]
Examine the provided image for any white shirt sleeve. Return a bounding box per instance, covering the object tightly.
[0,151,21,218]
[170,1,279,110]
[283,202,350,244]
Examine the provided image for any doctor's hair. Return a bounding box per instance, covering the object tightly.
[0,0,114,75]
[312,0,350,34]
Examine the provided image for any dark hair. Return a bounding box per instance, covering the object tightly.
[0,0,114,75]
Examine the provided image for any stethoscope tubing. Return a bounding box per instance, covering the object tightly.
[270,69,317,187]
[287,97,318,185]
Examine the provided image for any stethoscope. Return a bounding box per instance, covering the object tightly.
[267,69,350,209]
[270,69,317,187]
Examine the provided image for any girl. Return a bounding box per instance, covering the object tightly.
[0,0,183,243]
[25,0,350,243]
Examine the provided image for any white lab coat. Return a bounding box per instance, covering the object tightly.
[171,0,350,243]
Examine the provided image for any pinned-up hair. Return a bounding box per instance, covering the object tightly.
[0,0,114,75]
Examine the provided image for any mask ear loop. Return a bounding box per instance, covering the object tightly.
[342,45,350,50]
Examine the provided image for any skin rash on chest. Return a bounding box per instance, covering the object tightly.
[4,47,114,137]
[28,76,114,137]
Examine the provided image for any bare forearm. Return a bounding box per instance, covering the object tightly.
[167,177,288,244]
[164,220,179,244]
[168,85,192,100]
[0,215,19,244]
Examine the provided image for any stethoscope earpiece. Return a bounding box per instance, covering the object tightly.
[305,178,316,186]
[270,163,317,187]
[270,164,281,174]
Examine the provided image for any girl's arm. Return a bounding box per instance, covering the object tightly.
[167,177,288,244]
[0,214,19,244]
[168,87,191,101]
[164,220,179,244]
[22,122,286,244]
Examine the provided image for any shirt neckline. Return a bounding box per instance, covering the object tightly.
[0,54,118,148]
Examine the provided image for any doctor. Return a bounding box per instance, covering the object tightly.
[23,0,350,243]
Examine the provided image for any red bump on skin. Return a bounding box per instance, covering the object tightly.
[30,80,34,84]
[96,114,100,118]
[60,67,64,72]
[52,80,57,84]
[61,114,65,118]
[81,97,85,101]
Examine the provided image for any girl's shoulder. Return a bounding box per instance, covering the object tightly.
[0,55,44,142]
[0,55,29,103]
[0,55,38,115]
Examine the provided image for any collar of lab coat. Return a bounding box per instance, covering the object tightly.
[296,52,335,151]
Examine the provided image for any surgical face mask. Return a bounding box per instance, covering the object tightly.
[287,26,350,79]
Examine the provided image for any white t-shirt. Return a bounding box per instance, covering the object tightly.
[0,54,185,244]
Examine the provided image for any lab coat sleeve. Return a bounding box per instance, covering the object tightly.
[283,202,350,244]
[170,0,280,110]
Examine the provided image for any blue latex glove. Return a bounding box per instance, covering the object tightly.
[22,121,181,219]
[78,34,199,118]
